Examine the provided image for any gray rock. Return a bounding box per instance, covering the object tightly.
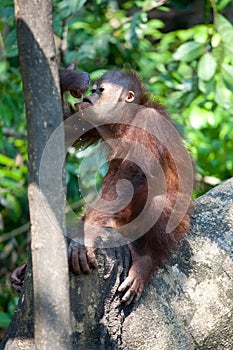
[70,179,233,349]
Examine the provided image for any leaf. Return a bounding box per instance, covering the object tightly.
[219,123,232,140]
[198,78,215,95]
[215,77,232,108]
[0,126,2,149]
[90,69,108,81]
[216,14,233,45]
[0,0,14,7]
[5,29,18,58]
[173,41,203,62]
[221,64,233,91]
[0,311,11,328]
[189,105,208,129]
[0,153,15,166]
[193,25,209,44]
[197,53,217,81]
[217,0,232,10]
[57,0,87,18]
[211,33,221,48]
[0,61,9,82]
[0,168,23,181]
[129,12,146,48]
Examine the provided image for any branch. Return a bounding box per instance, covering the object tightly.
[0,222,29,243]
[145,0,168,11]
[3,127,26,139]
[14,0,71,348]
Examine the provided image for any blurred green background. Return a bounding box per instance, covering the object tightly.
[1,0,233,335]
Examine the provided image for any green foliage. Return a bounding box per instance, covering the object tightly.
[197,53,217,81]
[164,14,233,189]
[173,41,204,62]
[0,311,11,328]
[66,143,109,212]
[0,296,18,328]
[53,0,233,196]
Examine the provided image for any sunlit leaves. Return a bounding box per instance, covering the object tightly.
[216,14,233,59]
[0,154,16,167]
[167,14,233,184]
[52,0,233,190]
[198,78,215,95]
[189,105,216,129]
[173,41,203,62]
[219,120,233,140]
[216,0,232,10]
[197,53,217,81]
[211,32,221,47]
[221,64,233,91]
[216,13,233,45]
[56,0,87,18]
[215,77,232,108]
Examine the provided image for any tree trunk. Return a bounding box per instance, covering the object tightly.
[2,179,233,349]
[10,1,71,349]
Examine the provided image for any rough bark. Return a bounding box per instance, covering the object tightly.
[2,179,233,349]
[11,0,71,349]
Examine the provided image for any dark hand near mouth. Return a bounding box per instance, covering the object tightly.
[59,66,90,99]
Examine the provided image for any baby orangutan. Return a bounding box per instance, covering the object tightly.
[11,69,193,305]
[68,70,194,305]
